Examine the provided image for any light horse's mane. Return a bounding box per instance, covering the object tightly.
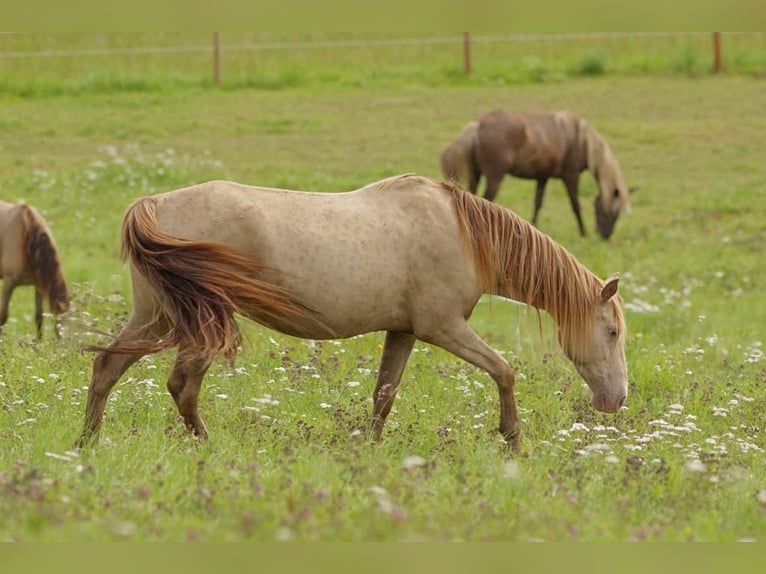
[445,180,624,359]
[20,204,70,314]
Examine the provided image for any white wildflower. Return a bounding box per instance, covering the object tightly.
[684,459,707,473]
[502,460,520,479]
[401,455,427,470]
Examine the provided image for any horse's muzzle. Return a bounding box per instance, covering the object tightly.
[592,392,627,413]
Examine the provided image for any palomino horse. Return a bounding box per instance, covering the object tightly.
[441,110,633,239]
[0,201,70,339]
[79,175,628,453]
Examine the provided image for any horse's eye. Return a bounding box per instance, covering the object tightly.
[608,327,619,338]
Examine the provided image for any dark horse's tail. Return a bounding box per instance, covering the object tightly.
[21,205,70,315]
[90,197,323,362]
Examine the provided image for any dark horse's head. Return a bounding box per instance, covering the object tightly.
[594,186,636,240]
[594,190,620,240]
[590,152,633,240]
[584,123,633,240]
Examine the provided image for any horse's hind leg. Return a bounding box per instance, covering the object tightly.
[371,331,416,442]
[79,350,141,447]
[34,289,43,340]
[78,313,168,447]
[564,177,586,236]
[166,349,213,440]
[421,320,520,454]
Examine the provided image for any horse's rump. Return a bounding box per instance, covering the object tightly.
[97,197,326,362]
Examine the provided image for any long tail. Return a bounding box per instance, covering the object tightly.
[92,197,324,361]
[21,205,70,314]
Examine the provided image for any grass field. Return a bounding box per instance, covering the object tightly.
[0,34,765,541]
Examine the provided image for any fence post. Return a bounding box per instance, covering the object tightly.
[463,32,472,75]
[712,32,722,73]
[212,32,221,85]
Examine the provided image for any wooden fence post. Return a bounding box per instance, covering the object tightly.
[712,32,722,73]
[463,32,472,75]
[212,32,221,85]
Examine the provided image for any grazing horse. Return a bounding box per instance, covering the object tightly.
[441,110,633,239]
[0,201,70,339]
[79,175,628,453]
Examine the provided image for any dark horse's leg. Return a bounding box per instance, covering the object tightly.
[34,289,43,340]
[564,176,587,236]
[468,162,481,195]
[532,178,549,226]
[371,331,416,442]
[482,171,505,203]
[421,319,520,454]
[468,172,480,195]
[166,347,213,439]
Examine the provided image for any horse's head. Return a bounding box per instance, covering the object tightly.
[560,274,628,413]
[594,190,620,239]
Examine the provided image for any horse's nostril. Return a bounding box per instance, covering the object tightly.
[618,395,626,408]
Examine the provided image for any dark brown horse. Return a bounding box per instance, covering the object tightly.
[441,110,633,239]
[79,175,628,453]
[0,200,70,338]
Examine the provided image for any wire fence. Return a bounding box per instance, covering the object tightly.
[0,32,764,91]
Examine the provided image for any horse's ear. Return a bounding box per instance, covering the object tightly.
[600,273,620,302]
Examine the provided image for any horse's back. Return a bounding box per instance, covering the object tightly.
[141,176,480,337]
[476,110,583,178]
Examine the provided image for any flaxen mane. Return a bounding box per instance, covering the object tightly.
[21,205,70,314]
[445,181,624,359]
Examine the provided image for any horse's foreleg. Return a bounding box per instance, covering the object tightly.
[422,320,520,454]
[564,177,586,236]
[370,331,416,442]
[532,179,549,226]
[468,169,481,195]
[482,173,504,203]
[34,289,43,340]
[166,349,213,440]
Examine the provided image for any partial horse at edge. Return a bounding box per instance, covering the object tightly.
[0,200,70,339]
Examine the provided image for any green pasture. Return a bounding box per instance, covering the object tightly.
[0,34,765,541]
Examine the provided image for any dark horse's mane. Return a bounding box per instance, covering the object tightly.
[20,205,70,314]
[443,180,624,360]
